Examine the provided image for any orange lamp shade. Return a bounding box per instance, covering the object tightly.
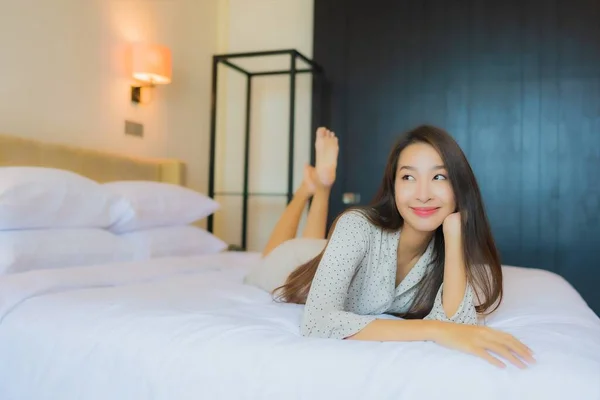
[132,43,172,85]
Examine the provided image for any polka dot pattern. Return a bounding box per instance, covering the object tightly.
[300,211,478,340]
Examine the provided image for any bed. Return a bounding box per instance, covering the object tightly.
[0,134,599,400]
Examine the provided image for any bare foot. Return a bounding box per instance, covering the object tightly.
[301,164,317,195]
[315,127,338,187]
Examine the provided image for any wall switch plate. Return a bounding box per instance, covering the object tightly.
[125,120,144,137]
[342,192,361,204]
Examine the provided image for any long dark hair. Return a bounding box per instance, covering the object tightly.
[273,125,503,317]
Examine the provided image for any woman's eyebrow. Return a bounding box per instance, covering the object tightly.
[399,165,446,171]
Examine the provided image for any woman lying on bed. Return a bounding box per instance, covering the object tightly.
[245,125,535,369]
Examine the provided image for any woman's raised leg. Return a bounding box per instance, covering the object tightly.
[261,170,315,257]
[261,127,338,256]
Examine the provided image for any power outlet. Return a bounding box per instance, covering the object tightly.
[125,120,144,137]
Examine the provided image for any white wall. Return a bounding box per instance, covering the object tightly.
[0,0,314,250]
[0,0,218,195]
[213,0,315,251]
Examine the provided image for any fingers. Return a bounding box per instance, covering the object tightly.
[440,325,536,370]
[473,348,506,369]
[479,331,535,369]
[485,342,528,369]
[503,334,536,364]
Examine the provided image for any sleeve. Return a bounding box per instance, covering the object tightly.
[300,211,378,339]
[423,282,479,325]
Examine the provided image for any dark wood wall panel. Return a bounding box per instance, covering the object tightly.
[313,0,600,315]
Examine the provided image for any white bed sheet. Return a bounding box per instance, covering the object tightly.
[0,252,598,400]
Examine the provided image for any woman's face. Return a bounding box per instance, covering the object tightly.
[394,142,456,233]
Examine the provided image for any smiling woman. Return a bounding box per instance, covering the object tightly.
[244,125,535,370]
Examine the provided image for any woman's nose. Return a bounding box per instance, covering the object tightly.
[416,181,432,203]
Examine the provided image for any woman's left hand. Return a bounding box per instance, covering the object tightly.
[443,212,462,240]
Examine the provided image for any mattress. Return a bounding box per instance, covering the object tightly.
[0,252,598,400]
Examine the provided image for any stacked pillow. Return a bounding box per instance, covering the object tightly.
[0,166,227,274]
[103,180,227,259]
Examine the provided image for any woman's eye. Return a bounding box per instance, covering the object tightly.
[402,175,415,181]
[433,174,447,181]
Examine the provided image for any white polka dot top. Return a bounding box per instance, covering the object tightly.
[300,210,478,340]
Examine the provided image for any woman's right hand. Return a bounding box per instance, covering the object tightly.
[433,322,536,369]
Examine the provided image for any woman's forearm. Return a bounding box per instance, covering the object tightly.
[346,317,536,369]
[345,319,442,342]
[441,235,469,319]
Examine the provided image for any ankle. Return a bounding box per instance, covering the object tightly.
[296,185,314,199]
[314,184,332,196]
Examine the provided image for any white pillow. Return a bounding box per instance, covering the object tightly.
[103,181,220,233]
[0,228,136,274]
[484,265,598,323]
[244,238,327,293]
[120,225,228,259]
[0,167,126,230]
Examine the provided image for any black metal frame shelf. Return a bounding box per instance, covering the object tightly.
[207,49,324,250]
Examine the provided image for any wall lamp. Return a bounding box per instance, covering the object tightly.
[131,43,172,104]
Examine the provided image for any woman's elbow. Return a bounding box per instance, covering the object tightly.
[300,323,313,337]
[300,314,321,338]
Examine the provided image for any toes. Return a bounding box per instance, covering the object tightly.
[317,127,337,139]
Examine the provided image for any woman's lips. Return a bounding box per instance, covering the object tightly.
[411,207,440,217]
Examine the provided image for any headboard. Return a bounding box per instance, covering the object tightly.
[0,133,185,185]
